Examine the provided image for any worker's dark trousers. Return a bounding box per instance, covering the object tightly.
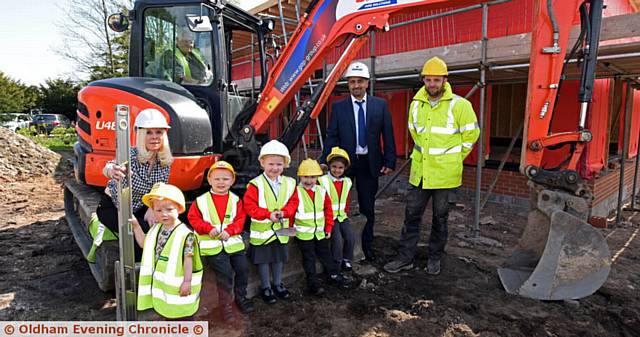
[397,185,452,262]
[206,251,249,304]
[331,218,355,262]
[297,237,339,286]
[348,155,378,257]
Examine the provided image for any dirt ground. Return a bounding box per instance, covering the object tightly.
[1,155,639,337]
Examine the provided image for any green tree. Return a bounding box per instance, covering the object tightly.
[0,71,39,114]
[39,79,81,121]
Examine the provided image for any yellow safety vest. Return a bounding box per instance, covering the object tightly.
[137,222,203,318]
[318,175,352,222]
[294,185,327,241]
[248,174,296,245]
[408,82,480,189]
[195,192,245,256]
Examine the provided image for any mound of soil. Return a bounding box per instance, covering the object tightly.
[0,127,61,183]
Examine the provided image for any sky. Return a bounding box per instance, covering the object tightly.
[0,0,265,86]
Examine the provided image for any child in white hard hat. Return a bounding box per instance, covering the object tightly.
[318,147,355,272]
[296,159,350,296]
[243,139,298,304]
[131,182,202,319]
[187,161,253,321]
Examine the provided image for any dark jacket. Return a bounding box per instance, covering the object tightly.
[321,95,396,177]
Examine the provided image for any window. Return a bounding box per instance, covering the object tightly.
[143,6,214,86]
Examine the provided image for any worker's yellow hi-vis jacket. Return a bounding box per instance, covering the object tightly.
[408,82,480,189]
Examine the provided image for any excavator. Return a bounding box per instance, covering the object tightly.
[63,0,611,317]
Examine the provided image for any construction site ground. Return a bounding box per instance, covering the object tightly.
[1,150,639,337]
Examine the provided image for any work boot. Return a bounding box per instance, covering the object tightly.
[260,288,277,305]
[426,259,441,275]
[341,259,353,272]
[235,296,254,314]
[329,273,351,288]
[273,283,291,299]
[220,303,235,322]
[305,282,325,296]
[383,258,414,273]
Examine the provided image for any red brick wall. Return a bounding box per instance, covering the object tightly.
[590,161,638,207]
[461,166,529,198]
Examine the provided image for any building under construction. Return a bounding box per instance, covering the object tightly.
[229,0,640,225]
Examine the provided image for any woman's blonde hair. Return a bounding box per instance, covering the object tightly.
[136,128,173,166]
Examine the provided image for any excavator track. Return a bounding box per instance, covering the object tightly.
[64,180,119,292]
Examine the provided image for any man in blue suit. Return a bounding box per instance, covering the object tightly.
[320,62,397,262]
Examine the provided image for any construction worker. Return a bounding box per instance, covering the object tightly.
[318,147,355,272]
[320,62,397,263]
[132,182,203,319]
[384,57,480,275]
[160,28,210,84]
[295,159,350,296]
[90,108,173,262]
[243,140,298,304]
[187,161,254,321]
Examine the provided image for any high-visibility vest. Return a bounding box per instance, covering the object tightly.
[294,185,328,241]
[248,174,296,245]
[86,214,117,263]
[174,48,205,78]
[195,192,245,256]
[318,175,352,222]
[408,82,480,189]
[137,222,203,319]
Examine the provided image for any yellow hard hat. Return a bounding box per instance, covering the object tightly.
[326,147,350,166]
[421,56,448,76]
[208,160,236,181]
[142,182,186,213]
[297,158,323,177]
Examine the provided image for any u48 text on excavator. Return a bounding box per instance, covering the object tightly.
[64,0,611,317]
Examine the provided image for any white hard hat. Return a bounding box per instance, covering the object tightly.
[134,108,171,129]
[344,62,370,79]
[259,139,291,167]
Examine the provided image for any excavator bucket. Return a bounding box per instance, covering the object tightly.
[498,188,611,300]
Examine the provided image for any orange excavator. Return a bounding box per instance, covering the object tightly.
[64,0,610,309]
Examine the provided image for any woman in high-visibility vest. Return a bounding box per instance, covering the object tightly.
[188,161,254,321]
[243,140,298,304]
[131,182,203,319]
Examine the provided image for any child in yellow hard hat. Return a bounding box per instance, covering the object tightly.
[318,147,355,272]
[243,140,298,304]
[131,182,203,319]
[187,160,253,321]
[295,158,350,296]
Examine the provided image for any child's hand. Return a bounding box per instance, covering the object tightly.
[130,217,140,229]
[144,208,156,224]
[325,231,331,239]
[269,211,281,223]
[209,227,220,238]
[179,280,191,296]
[219,231,230,241]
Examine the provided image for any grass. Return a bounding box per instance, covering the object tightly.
[17,126,77,151]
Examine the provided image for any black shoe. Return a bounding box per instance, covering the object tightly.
[329,273,351,287]
[273,284,291,299]
[360,249,377,263]
[341,260,353,272]
[306,284,325,296]
[261,288,277,305]
[426,259,441,275]
[235,296,255,314]
[220,303,235,322]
